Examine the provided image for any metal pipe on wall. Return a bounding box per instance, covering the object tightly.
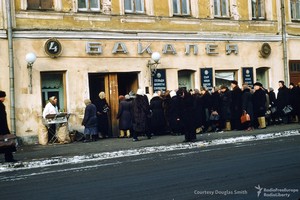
[5,0,16,135]
[281,0,289,84]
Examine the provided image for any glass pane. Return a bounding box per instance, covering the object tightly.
[214,0,220,16]
[90,0,100,9]
[182,0,189,14]
[124,0,133,11]
[78,0,87,9]
[135,0,144,12]
[173,0,179,14]
[221,0,228,16]
[296,1,300,19]
[252,0,256,18]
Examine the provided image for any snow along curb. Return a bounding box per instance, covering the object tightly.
[0,130,299,173]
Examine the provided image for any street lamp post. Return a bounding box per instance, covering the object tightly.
[25,52,37,94]
[147,52,161,87]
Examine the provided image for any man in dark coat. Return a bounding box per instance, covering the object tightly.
[0,90,17,162]
[219,85,232,131]
[150,93,165,135]
[230,80,243,130]
[252,82,267,129]
[277,81,290,124]
[289,83,300,122]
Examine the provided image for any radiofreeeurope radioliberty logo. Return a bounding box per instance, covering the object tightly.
[255,185,299,198]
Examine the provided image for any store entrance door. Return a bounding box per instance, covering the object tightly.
[88,72,138,137]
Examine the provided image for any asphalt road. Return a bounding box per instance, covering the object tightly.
[0,136,299,200]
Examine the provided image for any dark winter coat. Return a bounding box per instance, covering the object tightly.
[0,101,16,154]
[230,86,243,119]
[289,86,300,115]
[277,86,290,111]
[82,103,98,128]
[242,88,254,121]
[132,95,150,133]
[0,101,10,135]
[117,99,133,130]
[193,93,204,128]
[220,88,232,121]
[150,96,165,134]
[168,95,183,133]
[211,91,221,113]
[268,91,277,107]
[94,98,110,135]
[252,88,267,117]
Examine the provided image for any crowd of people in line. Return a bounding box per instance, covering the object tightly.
[81,80,300,143]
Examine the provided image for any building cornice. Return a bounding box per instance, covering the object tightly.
[12,30,283,42]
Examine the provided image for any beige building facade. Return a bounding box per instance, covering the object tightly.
[0,0,299,143]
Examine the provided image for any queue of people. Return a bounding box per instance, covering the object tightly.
[116,80,300,142]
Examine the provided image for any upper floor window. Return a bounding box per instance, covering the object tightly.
[252,0,265,19]
[214,0,229,18]
[124,0,145,14]
[27,0,53,10]
[173,0,191,16]
[291,0,300,20]
[78,0,100,12]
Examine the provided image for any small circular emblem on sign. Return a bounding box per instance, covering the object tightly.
[156,73,162,78]
[205,70,209,75]
[44,38,62,58]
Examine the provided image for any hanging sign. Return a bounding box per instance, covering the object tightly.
[242,67,254,87]
[152,69,166,92]
[200,68,213,90]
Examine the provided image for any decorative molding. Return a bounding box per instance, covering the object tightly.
[12,30,283,42]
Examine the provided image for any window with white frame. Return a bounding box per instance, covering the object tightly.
[27,0,54,10]
[291,0,300,20]
[124,0,145,14]
[173,0,191,16]
[214,0,229,17]
[78,0,101,12]
[251,0,265,19]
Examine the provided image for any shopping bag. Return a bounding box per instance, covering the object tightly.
[240,112,251,124]
[282,105,293,115]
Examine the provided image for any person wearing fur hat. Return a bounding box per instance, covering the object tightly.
[168,90,183,135]
[0,90,17,162]
[150,92,165,135]
[230,80,243,130]
[117,94,133,138]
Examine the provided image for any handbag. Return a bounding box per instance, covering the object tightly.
[270,106,277,114]
[282,105,293,115]
[240,112,251,124]
[0,134,17,149]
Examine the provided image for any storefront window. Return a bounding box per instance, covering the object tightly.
[41,72,65,112]
[215,71,235,87]
[256,67,269,88]
[178,70,195,90]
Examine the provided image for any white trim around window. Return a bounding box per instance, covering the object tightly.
[120,0,153,16]
[169,0,198,17]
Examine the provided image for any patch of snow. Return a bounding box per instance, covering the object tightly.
[0,130,299,173]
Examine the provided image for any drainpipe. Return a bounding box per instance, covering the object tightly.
[5,0,16,135]
[281,0,289,84]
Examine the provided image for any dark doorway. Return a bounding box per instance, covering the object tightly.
[88,72,138,137]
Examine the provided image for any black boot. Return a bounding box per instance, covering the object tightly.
[5,152,17,162]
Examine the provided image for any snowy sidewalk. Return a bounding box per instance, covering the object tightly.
[0,123,299,172]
